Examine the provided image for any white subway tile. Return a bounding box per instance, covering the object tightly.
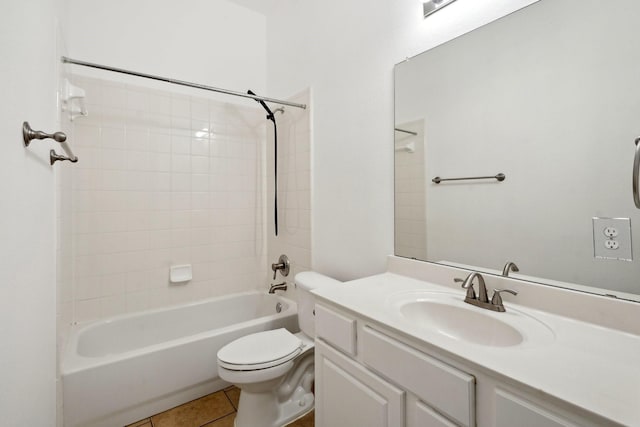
[171,96,190,117]
[171,173,191,192]
[75,298,102,323]
[126,128,150,152]
[191,174,209,192]
[150,132,171,153]
[171,192,191,210]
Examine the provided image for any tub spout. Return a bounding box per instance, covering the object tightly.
[269,282,287,294]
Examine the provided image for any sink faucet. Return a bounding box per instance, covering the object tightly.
[502,261,519,277]
[269,282,287,294]
[460,272,489,303]
[456,272,518,312]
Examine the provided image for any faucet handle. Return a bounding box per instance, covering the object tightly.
[491,288,518,306]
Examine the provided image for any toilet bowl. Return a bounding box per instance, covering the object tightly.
[217,272,340,427]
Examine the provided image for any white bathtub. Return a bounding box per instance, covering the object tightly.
[62,291,298,427]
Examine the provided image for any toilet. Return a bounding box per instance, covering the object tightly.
[217,272,340,427]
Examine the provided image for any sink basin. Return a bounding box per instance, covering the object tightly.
[388,291,554,348]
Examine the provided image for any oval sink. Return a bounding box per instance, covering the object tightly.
[388,291,554,348]
[400,300,523,346]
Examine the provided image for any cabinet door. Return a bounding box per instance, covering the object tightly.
[315,339,405,427]
[495,389,578,427]
[408,396,459,427]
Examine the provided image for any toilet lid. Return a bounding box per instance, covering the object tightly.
[217,328,303,371]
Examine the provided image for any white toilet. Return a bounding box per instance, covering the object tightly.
[217,272,340,427]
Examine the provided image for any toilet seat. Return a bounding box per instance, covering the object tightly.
[218,328,303,371]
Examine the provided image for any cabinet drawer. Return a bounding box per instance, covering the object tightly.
[315,304,357,356]
[495,389,578,427]
[361,326,475,427]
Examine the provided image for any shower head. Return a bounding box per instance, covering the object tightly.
[247,89,275,121]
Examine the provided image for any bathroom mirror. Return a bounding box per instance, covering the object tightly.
[394,0,640,302]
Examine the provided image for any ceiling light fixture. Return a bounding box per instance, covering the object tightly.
[423,0,458,18]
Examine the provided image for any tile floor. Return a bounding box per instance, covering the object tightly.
[125,386,314,427]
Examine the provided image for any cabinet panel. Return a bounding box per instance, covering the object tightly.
[412,399,458,427]
[315,339,404,427]
[361,326,475,427]
[495,389,578,427]
[315,304,357,355]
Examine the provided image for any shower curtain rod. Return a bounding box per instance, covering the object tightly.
[61,56,307,110]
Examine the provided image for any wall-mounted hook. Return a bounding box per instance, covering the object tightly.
[23,121,78,164]
[50,150,78,165]
[23,121,66,147]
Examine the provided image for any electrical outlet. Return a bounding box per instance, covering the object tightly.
[592,217,633,261]
[604,240,620,250]
[603,227,618,238]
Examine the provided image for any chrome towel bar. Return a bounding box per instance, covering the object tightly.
[432,173,505,184]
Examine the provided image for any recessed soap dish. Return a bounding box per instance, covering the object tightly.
[170,264,192,284]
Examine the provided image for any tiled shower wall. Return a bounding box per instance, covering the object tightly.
[58,76,270,326]
[267,90,312,290]
[394,120,427,260]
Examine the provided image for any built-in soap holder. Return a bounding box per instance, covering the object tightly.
[61,78,88,121]
[170,264,192,284]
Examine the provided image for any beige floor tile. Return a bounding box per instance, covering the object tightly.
[151,391,234,427]
[202,412,236,427]
[125,418,152,427]
[223,386,240,410]
[286,410,314,427]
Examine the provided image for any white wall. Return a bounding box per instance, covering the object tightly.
[1,0,61,424]
[265,0,539,280]
[66,0,268,99]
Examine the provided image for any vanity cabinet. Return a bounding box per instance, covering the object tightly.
[315,339,404,427]
[315,302,475,427]
[314,301,615,427]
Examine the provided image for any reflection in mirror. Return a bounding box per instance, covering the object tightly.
[394,0,640,302]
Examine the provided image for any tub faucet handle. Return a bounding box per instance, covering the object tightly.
[271,254,290,280]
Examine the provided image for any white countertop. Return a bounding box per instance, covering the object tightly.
[313,268,640,426]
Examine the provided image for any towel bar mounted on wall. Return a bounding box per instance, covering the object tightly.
[432,173,505,184]
[23,121,78,165]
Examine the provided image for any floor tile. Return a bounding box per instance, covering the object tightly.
[125,418,152,427]
[202,412,236,427]
[151,391,235,427]
[286,410,314,427]
[223,386,240,410]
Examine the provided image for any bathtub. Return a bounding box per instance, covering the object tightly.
[62,291,298,427]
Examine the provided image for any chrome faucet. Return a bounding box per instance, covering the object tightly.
[271,254,290,280]
[455,272,518,312]
[460,272,489,303]
[502,261,519,277]
[269,282,288,294]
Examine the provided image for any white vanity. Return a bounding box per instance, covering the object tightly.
[312,257,640,427]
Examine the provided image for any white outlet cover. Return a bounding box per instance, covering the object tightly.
[592,217,633,261]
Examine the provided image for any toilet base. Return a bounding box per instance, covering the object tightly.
[234,353,315,427]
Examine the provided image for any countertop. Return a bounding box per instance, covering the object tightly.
[313,269,640,426]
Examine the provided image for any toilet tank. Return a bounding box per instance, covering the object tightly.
[295,272,341,338]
